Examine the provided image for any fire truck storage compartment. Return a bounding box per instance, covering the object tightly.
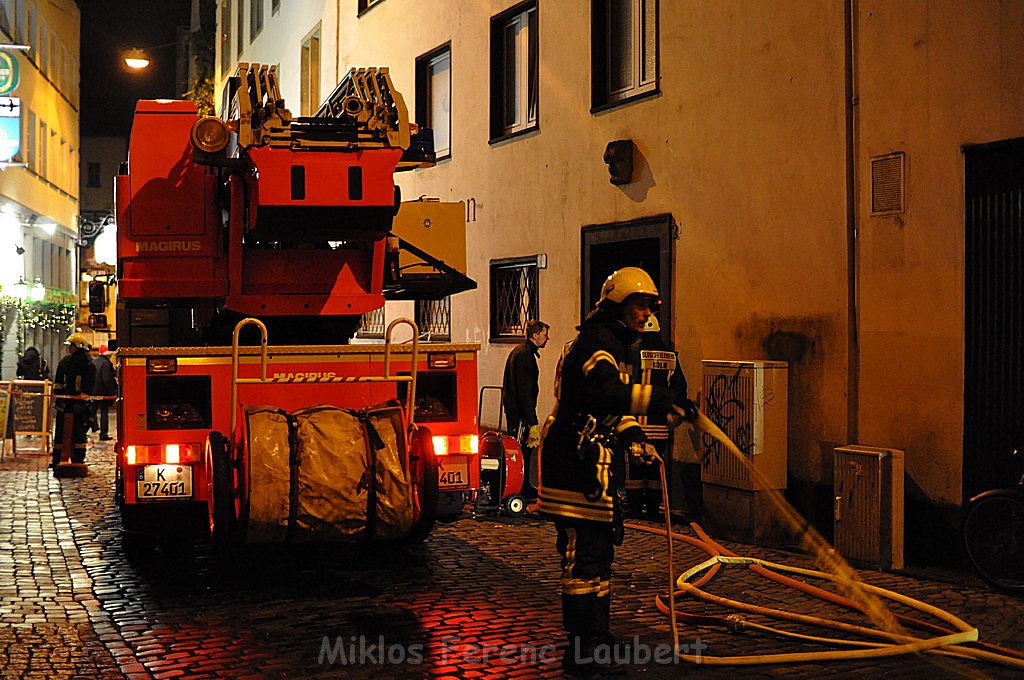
[146,376,212,430]
[398,371,457,422]
[242,403,413,542]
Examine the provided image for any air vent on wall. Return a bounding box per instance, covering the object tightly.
[871,152,905,215]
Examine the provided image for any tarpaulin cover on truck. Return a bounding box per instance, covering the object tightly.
[244,403,414,542]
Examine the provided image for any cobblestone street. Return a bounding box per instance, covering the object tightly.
[1,437,1022,679]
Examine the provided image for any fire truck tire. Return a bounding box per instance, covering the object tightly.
[208,431,239,545]
[406,437,439,543]
[436,492,466,521]
[503,495,526,516]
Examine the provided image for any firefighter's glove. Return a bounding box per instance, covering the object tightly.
[630,441,659,466]
[673,398,700,423]
[526,425,541,449]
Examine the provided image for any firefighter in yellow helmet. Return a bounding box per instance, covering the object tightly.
[51,332,96,469]
[538,267,698,674]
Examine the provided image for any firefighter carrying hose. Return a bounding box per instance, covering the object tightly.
[51,332,96,469]
[537,267,697,675]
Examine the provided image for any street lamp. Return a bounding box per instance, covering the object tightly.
[123,47,151,70]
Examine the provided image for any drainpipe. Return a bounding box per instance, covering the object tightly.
[336,0,341,85]
[844,0,860,443]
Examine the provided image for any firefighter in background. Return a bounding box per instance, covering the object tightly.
[501,319,550,498]
[51,333,96,468]
[538,267,698,673]
[625,314,688,520]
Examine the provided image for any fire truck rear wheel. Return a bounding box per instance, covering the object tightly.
[406,435,439,543]
[208,431,239,545]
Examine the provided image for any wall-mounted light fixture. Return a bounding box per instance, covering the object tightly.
[29,278,45,302]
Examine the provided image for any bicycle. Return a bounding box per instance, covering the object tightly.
[961,451,1024,592]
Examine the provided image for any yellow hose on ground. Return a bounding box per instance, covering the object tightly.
[625,412,1024,671]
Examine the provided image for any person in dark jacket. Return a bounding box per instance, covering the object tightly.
[52,333,96,467]
[501,319,549,497]
[16,346,49,381]
[537,267,697,674]
[91,345,117,441]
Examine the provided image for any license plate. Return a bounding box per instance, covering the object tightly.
[438,459,470,490]
[136,465,193,500]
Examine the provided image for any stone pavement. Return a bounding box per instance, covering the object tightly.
[0,434,1022,679]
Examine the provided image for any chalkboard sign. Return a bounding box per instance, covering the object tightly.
[11,380,49,437]
[1,382,12,439]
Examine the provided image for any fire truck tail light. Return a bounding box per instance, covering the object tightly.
[122,443,197,465]
[431,435,478,456]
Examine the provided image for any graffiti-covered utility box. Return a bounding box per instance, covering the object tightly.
[699,360,788,491]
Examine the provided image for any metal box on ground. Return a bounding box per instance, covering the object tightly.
[834,445,905,571]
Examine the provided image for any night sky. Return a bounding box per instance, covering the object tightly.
[80,0,192,138]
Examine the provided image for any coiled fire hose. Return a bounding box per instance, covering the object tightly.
[625,412,1024,670]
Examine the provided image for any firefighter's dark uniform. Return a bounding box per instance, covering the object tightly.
[52,349,96,466]
[626,330,688,518]
[538,307,685,654]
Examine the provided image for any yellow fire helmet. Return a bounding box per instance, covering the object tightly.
[65,332,91,350]
[598,266,660,305]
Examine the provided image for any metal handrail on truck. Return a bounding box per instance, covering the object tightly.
[229,317,421,435]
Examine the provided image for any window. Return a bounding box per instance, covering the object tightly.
[489,1,537,141]
[300,25,321,116]
[38,120,46,178]
[236,0,244,58]
[592,0,658,110]
[416,44,451,160]
[358,0,385,13]
[25,0,34,64]
[416,297,451,341]
[87,162,101,188]
[250,0,262,41]
[221,0,232,76]
[25,109,34,170]
[490,256,539,341]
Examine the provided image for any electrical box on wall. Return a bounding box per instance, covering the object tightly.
[699,360,789,546]
[699,360,788,490]
[834,445,905,571]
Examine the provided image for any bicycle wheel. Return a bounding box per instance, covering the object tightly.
[962,489,1024,592]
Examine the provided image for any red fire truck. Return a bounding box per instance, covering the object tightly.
[113,65,488,550]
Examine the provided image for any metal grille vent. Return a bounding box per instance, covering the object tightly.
[490,257,539,339]
[871,152,905,215]
[357,307,385,339]
[415,296,451,340]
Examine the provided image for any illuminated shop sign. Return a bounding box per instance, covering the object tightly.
[0,52,19,95]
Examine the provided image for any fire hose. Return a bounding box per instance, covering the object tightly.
[625,411,1024,670]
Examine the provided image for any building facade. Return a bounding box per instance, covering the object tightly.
[0,0,80,381]
[218,0,1024,562]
